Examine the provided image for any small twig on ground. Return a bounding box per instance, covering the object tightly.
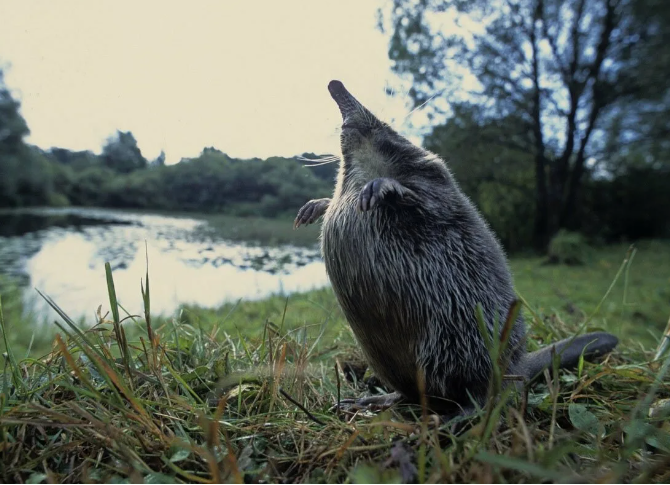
[334,362,341,416]
[279,387,325,426]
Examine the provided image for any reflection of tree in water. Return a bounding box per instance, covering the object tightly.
[179,245,318,274]
[211,257,233,268]
[0,235,42,285]
[73,219,320,275]
[79,228,139,271]
[0,210,130,237]
[1,208,323,286]
[0,208,137,283]
[95,245,137,271]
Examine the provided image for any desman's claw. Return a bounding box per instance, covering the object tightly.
[293,207,306,229]
[294,198,331,229]
[358,180,376,212]
[358,178,397,212]
[294,205,312,229]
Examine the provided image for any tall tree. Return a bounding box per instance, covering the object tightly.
[102,130,147,173]
[424,103,536,250]
[382,0,670,250]
[0,68,29,155]
[150,150,166,167]
[0,67,31,206]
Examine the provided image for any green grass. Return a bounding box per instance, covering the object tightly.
[193,213,321,247]
[0,275,60,359]
[511,240,670,346]
[160,240,670,350]
[174,287,352,345]
[57,206,322,246]
[1,242,669,482]
[120,208,322,247]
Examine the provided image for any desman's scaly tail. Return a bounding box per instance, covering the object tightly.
[523,332,618,381]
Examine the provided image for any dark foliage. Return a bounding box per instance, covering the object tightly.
[424,103,670,250]
[382,0,670,250]
[37,148,336,218]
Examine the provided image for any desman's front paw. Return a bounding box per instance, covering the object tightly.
[358,178,398,212]
[294,198,330,229]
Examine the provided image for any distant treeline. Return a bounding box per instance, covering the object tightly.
[0,137,336,218]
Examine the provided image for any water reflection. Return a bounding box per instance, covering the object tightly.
[0,208,328,321]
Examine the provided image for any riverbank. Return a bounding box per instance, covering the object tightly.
[0,206,322,247]
[2,240,669,359]
[86,207,323,247]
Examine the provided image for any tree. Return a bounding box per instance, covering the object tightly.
[49,147,100,169]
[0,67,35,206]
[101,130,147,173]
[382,0,670,250]
[150,150,166,167]
[424,103,536,250]
[0,67,29,155]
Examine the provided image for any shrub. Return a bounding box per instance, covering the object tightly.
[547,230,592,265]
[46,192,70,207]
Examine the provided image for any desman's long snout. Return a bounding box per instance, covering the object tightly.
[328,80,365,123]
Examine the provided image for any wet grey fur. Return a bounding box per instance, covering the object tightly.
[295,81,618,413]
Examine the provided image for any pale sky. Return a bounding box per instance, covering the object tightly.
[0,1,423,164]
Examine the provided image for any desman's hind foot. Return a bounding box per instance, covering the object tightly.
[440,405,478,434]
[294,198,331,228]
[331,391,404,413]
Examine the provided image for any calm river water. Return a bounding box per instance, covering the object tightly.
[0,207,328,322]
